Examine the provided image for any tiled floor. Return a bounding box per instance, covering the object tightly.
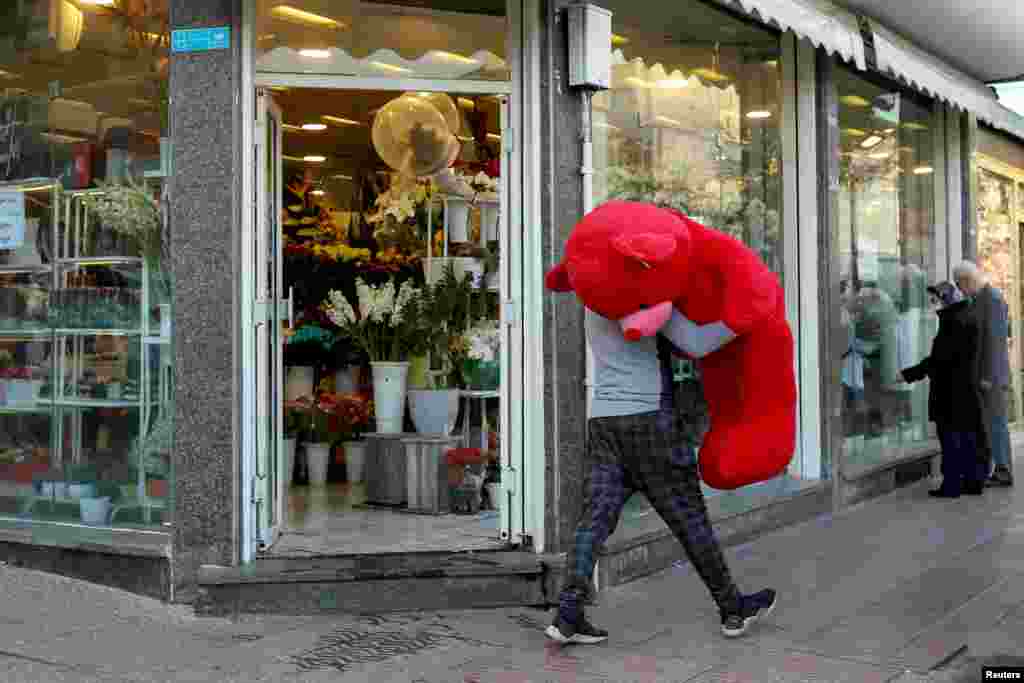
[268,483,505,556]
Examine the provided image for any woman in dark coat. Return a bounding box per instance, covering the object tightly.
[901,282,987,498]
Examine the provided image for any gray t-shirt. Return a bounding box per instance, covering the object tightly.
[586,309,737,419]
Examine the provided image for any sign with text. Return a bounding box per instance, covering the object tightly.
[172,27,231,54]
[0,190,26,250]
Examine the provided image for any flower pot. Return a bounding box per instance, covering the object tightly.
[305,442,331,486]
[446,197,471,242]
[484,482,500,510]
[408,388,461,435]
[479,200,500,242]
[68,482,97,499]
[462,359,500,391]
[7,379,43,403]
[285,366,315,402]
[281,438,297,488]
[371,361,410,434]
[343,441,367,482]
[80,496,112,525]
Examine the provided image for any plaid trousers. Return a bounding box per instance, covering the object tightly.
[560,409,741,616]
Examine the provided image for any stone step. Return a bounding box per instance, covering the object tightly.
[196,551,561,617]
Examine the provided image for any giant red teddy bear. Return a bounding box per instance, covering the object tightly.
[546,201,796,490]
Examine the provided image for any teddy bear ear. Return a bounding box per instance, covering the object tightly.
[611,233,678,268]
[545,262,574,292]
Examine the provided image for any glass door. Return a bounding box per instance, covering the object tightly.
[252,88,287,549]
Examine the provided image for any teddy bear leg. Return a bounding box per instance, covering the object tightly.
[697,321,797,490]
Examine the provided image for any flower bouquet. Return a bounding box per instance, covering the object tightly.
[318,392,373,442]
[460,320,501,390]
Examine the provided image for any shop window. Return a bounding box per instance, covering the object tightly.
[831,66,937,478]
[0,1,172,537]
[255,0,509,81]
[587,1,815,541]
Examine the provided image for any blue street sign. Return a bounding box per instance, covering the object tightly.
[171,27,231,54]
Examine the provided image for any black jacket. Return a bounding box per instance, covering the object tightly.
[901,301,983,431]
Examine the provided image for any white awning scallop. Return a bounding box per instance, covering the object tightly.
[869,21,1024,140]
[711,0,867,70]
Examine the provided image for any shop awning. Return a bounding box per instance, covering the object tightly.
[869,21,1024,140]
[710,0,867,70]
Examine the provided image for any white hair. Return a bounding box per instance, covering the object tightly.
[952,260,985,285]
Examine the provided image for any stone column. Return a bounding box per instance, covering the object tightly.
[168,0,242,598]
[541,0,588,553]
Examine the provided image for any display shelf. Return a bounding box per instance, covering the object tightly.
[55,257,144,266]
[0,329,55,339]
[0,403,52,414]
[52,328,144,337]
[0,265,51,274]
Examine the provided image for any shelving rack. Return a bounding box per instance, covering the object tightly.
[0,178,171,526]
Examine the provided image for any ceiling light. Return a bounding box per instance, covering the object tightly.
[298,49,331,59]
[301,123,327,131]
[860,135,884,149]
[763,59,779,68]
[868,152,890,160]
[270,5,345,29]
[322,115,363,127]
[433,51,478,65]
[611,34,630,47]
[843,128,867,137]
[913,165,934,175]
[746,110,772,120]
[839,95,871,108]
[303,155,326,163]
[691,68,729,83]
[310,189,326,196]
[331,174,353,181]
[655,78,690,89]
[79,0,115,5]
[883,128,895,134]
[370,62,413,74]
[0,70,19,80]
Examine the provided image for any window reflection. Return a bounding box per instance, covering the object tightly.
[834,67,936,475]
[255,0,509,80]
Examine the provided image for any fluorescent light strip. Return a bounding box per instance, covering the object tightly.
[298,49,331,59]
[322,115,363,127]
[304,155,326,163]
[271,5,345,29]
[302,123,327,131]
[369,61,412,74]
[746,110,772,119]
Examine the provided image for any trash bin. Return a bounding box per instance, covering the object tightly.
[404,436,463,514]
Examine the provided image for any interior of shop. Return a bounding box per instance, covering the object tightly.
[269,86,508,556]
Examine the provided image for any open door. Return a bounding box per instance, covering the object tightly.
[251,88,288,551]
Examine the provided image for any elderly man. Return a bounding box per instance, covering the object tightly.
[953,260,1014,487]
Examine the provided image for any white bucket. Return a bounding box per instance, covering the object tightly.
[80,497,112,525]
[446,197,471,242]
[408,389,460,436]
[305,442,331,486]
[344,441,367,483]
[371,362,410,434]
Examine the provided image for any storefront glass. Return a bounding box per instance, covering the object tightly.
[831,66,937,478]
[254,0,509,81]
[588,0,816,538]
[0,1,173,539]
[976,127,1024,423]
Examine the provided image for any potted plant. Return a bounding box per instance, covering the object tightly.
[321,277,422,433]
[460,320,501,391]
[403,263,476,434]
[320,392,373,483]
[303,396,334,486]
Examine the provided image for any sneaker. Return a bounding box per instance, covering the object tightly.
[545,614,609,645]
[987,466,1014,488]
[721,589,777,638]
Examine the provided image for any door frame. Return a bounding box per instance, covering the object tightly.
[238,0,545,562]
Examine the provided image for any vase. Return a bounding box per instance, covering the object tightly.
[305,442,331,486]
[446,197,471,242]
[286,366,315,401]
[344,441,367,482]
[80,496,112,525]
[408,388,461,435]
[462,359,500,391]
[281,438,297,489]
[479,199,500,242]
[371,361,410,433]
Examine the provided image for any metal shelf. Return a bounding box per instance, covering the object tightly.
[0,328,54,339]
[56,257,144,267]
[53,328,144,337]
[0,265,52,274]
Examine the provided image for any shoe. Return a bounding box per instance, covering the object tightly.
[929,489,960,498]
[721,588,777,638]
[545,614,609,645]
[987,466,1014,488]
[964,483,985,496]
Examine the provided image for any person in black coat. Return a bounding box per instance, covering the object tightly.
[901,282,987,498]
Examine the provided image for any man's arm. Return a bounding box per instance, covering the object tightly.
[661,309,737,359]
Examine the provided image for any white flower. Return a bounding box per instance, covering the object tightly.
[326,290,357,326]
[355,279,373,321]
[374,281,396,323]
[391,281,418,326]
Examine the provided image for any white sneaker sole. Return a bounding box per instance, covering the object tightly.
[721,596,777,638]
[545,624,608,645]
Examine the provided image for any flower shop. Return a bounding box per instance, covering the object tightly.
[268,87,509,555]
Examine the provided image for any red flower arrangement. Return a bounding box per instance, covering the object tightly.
[0,367,35,380]
[318,392,373,441]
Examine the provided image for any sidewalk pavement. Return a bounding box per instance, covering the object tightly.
[1,455,1022,682]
